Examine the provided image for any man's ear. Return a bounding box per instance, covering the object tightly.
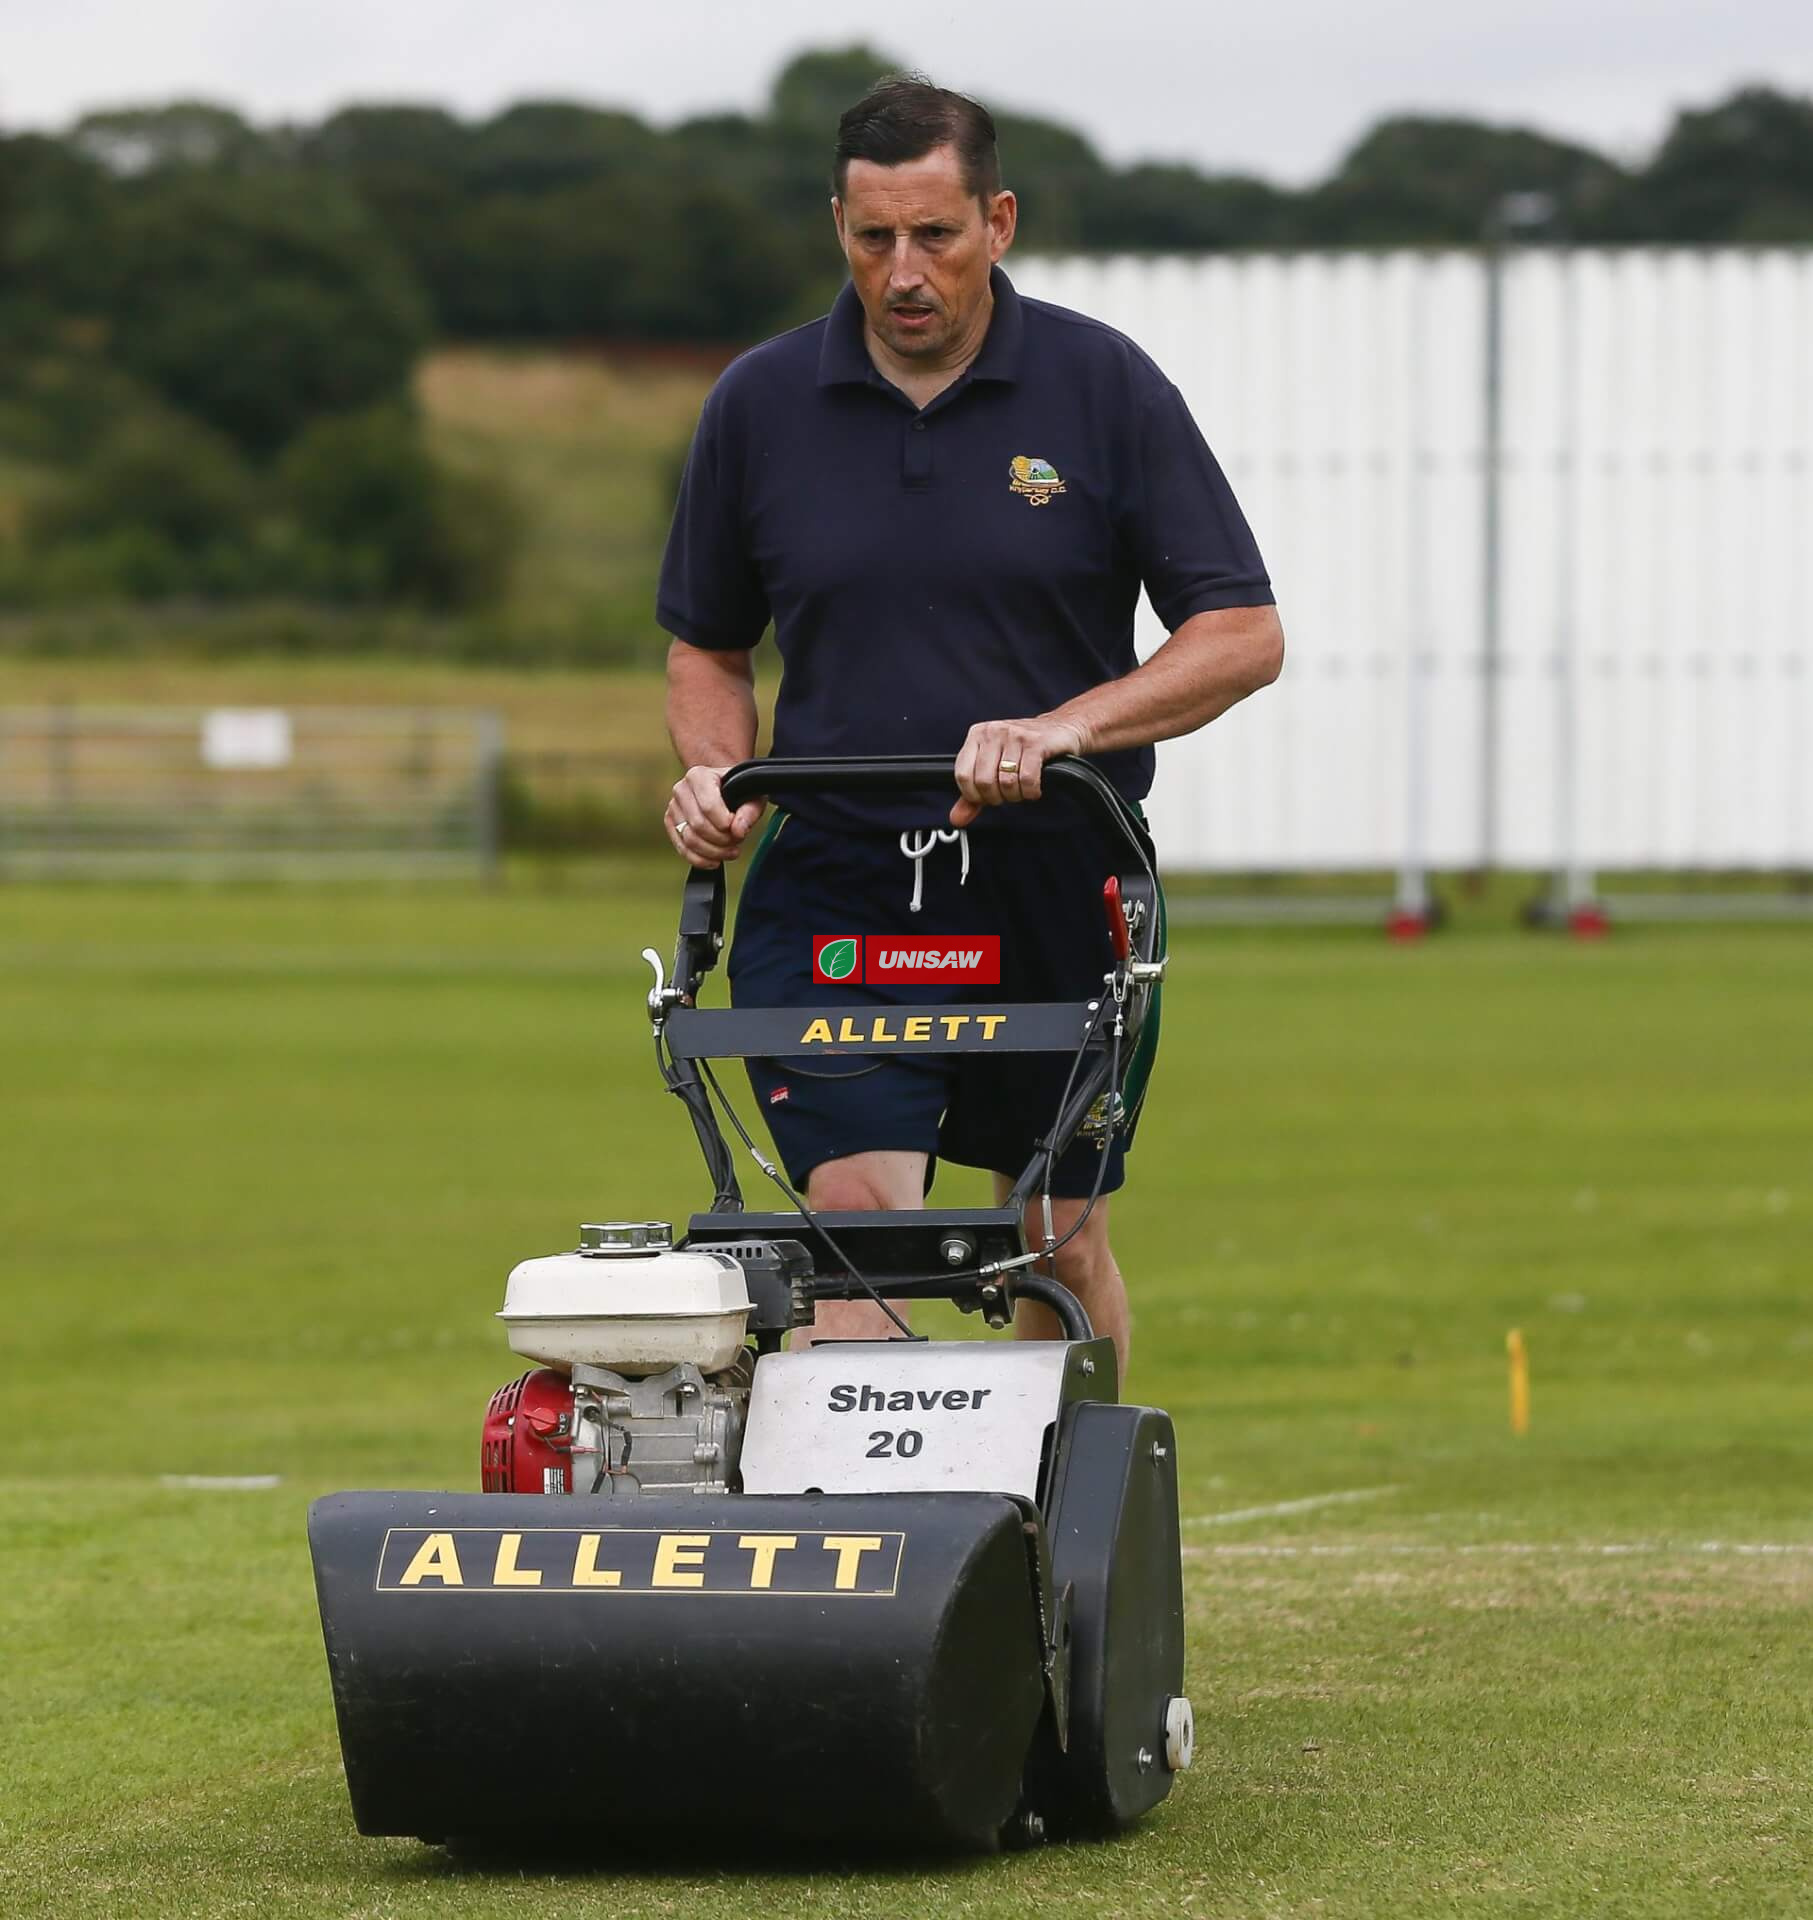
[987,188,1018,262]
[831,196,847,253]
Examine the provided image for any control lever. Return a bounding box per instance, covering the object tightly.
[1102,875,1132,962]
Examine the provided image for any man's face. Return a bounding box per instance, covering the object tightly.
[833,146,1016,363]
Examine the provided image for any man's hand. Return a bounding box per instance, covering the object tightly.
[665,766,766,868]
[950,716,1088,827]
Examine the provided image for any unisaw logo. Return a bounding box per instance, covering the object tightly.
[812,935,1001,985]
[870,936,1000,984]
[1009,454,1067,506]
[874,947,986,970]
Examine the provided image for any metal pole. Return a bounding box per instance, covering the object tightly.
[1550,251,1599,927]
[52,700,74,874]
[476,710,504,886]
[1479,230,1506,882]
[1793,254,1812,881]
[1395,261,1433,933]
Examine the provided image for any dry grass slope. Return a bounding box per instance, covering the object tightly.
[419,348,714,645]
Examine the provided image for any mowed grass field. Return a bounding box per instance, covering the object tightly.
[2,878,1810,1918]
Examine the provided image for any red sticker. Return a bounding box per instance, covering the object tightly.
[865,936,1000,985]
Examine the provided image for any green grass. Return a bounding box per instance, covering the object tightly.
[2,883,1810,1916]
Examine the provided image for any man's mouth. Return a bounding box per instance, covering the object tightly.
[890,303,936,327]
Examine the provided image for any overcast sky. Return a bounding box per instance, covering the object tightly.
[5,0,1809,182]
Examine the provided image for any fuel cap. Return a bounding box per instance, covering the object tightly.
[577,1221,673,1256]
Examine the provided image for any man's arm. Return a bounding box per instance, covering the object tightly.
[663,638,765,867]
[950,603,1284,825]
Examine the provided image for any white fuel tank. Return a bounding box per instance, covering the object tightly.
[498,1222,751,1375]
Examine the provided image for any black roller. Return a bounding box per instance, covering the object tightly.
[1034,1401,1186,1835]
[309,1489,1051,1852]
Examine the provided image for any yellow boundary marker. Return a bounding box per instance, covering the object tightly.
[1507,1328,1530,1436]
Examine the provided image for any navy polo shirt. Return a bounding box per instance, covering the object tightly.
[657,265,1273,832]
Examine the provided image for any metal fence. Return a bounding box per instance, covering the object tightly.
[1014,249,1813,912]
[0,706,503,879]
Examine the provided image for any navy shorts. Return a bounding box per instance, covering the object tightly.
[727,806,1163,1197]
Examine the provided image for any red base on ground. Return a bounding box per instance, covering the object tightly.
[1569,905,1611,939]
[1386,910,1431,943]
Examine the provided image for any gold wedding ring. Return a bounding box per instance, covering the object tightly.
[676,818,690,836]
[999,760,1020,774]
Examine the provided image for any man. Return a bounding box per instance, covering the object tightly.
[656,78,1282,1380]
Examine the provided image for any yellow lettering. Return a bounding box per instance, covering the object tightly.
[799,1018,834,1046]
[652,1533,711,1588]
[870,1015,898,1043]
[976,1014,1006,1040]
[737,1534,798,1589]
[903,1016,932,1041]
[821,1534,885,1591]
[939,1015,970,1040]
[398,1532,463,1587]
[572,1533,621,1587]
[837,1016,862,1044]
[492,1532,541,1586]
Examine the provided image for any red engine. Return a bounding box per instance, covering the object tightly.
[481,1368,577,1493]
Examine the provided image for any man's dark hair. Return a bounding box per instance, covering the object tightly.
[833,76,1000,205]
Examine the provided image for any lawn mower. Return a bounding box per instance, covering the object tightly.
[308,754,1192,1853]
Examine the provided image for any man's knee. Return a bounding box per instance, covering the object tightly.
[806,1150,925,1213]
[1039,1196,1113,1272]
[796,1151,922,1348]
[808,1165,884,1211]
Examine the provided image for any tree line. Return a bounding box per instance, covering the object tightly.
[2,44,1811,622]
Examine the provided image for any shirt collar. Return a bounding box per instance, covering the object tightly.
[816,264,1024,389]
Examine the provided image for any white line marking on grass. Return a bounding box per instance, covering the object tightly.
[158,1474,283,1491]
[1185,1485,1402,1527]
[1185,1541,1813,1558]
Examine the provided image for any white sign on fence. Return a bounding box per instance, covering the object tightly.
[201,708,294,771]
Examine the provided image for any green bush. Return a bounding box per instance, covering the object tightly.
[100,173,430,456]
[0,355,173,466]
[28,411,253,553]
[7,399,517,613]
[27,527,192,603]
[278,407,520,611]
[420,461,521,610]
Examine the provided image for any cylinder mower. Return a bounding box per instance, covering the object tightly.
[308,756,1192,1853]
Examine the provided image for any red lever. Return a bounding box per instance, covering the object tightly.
[1102,875,1131,962]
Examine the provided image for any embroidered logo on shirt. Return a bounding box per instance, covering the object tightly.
[1008,455,1067,506]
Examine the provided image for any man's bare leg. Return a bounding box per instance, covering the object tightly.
[991,1175,1130,1386]
[792,1149,927,1347]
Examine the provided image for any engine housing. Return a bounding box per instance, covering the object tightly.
[481,1367,575,1494]
[481,1357,752,1497]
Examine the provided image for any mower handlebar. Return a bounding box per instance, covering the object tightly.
[669,755,1159,1021]
[717,753,1153,867]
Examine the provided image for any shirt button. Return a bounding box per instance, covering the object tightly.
[912,420,927,432]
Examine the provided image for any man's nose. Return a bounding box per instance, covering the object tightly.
[888,235,927,286]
